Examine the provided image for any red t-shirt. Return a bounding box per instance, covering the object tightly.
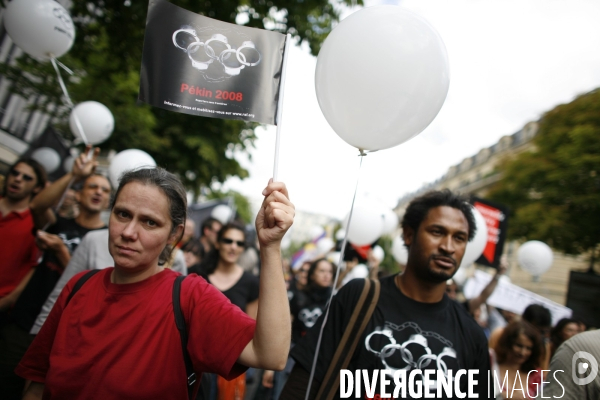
[16,268,256,399]
[0,206,39,298]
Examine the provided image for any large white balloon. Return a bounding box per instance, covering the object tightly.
[343,200,384,246]
[392,236,408,265]
[315,6,449,151]
[518,241,554,276]
[211,205,233,224]
[108,149,156,188]
[458,206,488,268]
[31,147,60,173]
[4,0,75,60]
[70,102,115,145]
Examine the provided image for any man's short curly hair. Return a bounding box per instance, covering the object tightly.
[401,189,476,241]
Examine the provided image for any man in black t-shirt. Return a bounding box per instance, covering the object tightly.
[0,146,110,400]
[282,190,493,400]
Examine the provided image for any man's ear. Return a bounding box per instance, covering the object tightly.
[402,226,414,247]
[32,185,43,196]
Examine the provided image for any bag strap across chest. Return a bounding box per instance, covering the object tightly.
[315,277,381,400]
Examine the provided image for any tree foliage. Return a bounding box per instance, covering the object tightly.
[488,89,600,262]
[205,188,253,224]
[0,0,359,194]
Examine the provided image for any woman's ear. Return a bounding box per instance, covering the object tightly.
[170,224,185,246]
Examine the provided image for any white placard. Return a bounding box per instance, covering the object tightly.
[463,270,571,325]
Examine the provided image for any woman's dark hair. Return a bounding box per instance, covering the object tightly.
[197,222,246,276]
[111,167,187,264]
[522,304,552,329]
[306,258,336,289]
[4,158,47,196]
[401,189,476,242]
[550,318,579,350]
[495,320,543,372]
[181,238,205,260]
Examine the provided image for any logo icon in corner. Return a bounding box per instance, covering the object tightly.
[572,351,599,386]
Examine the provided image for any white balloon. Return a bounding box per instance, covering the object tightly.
[309,225,325,241]
[315,6,449,151]
[335,229,346,241]
[391,236,408,265]
[211,204,233,224]
[31,147,60,173]
[326,251,341,265]
[4,0,75,60]
[518,241,554,276]
[62,155,74,173]
[316,237,335,255]
[70,102,115,145]
[108,149,156,188]
[343,199,384,246]
[381,208,399,235]
[459,206,488,268]
[371,245,385,262]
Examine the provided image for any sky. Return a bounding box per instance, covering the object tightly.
[220,0,600,220]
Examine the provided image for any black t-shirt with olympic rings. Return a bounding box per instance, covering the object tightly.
[290,275,493,399]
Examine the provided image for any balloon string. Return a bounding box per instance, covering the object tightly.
[304,150,366,400]
[56,59,74,76]
[50,56,89,145]
[45,57,89,231]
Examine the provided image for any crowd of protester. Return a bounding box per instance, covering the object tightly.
[0,152,598,400]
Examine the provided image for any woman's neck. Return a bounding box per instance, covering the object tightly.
[215,259,238,273]
[112,264,163,284]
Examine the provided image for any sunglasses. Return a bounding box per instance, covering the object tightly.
[10,169,35,182]
[220,238,245,247]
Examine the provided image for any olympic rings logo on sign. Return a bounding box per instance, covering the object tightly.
[173,27,262,76]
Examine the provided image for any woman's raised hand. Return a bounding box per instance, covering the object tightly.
[255,179,294,248]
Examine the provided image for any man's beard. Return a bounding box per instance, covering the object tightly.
[413,254,458,284]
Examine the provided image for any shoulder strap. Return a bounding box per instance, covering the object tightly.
[172,275,197,400]
[316,278,381,400]
[65,269,102,306]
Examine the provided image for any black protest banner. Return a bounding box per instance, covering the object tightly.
[472,197,509,268]
[139,0,286,124]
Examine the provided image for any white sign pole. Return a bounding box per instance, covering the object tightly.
[272,34,292,182]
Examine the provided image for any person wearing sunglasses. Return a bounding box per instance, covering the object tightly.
[0,159,47,315]
[196,221,259,399]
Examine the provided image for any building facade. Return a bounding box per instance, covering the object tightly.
[393,121,589,306]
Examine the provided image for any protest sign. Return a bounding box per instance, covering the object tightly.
[139,0,287,124]
[464,270,572,325]
[471,197,509,268]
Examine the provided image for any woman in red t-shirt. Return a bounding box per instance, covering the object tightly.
[17,167,294,399]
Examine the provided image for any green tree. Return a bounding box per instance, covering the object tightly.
[0,0,360,195]
[488,89,600,270]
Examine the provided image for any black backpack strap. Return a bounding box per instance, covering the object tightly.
[316,278,381,400]
[65,269,102,306]
[173,275,197,400]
